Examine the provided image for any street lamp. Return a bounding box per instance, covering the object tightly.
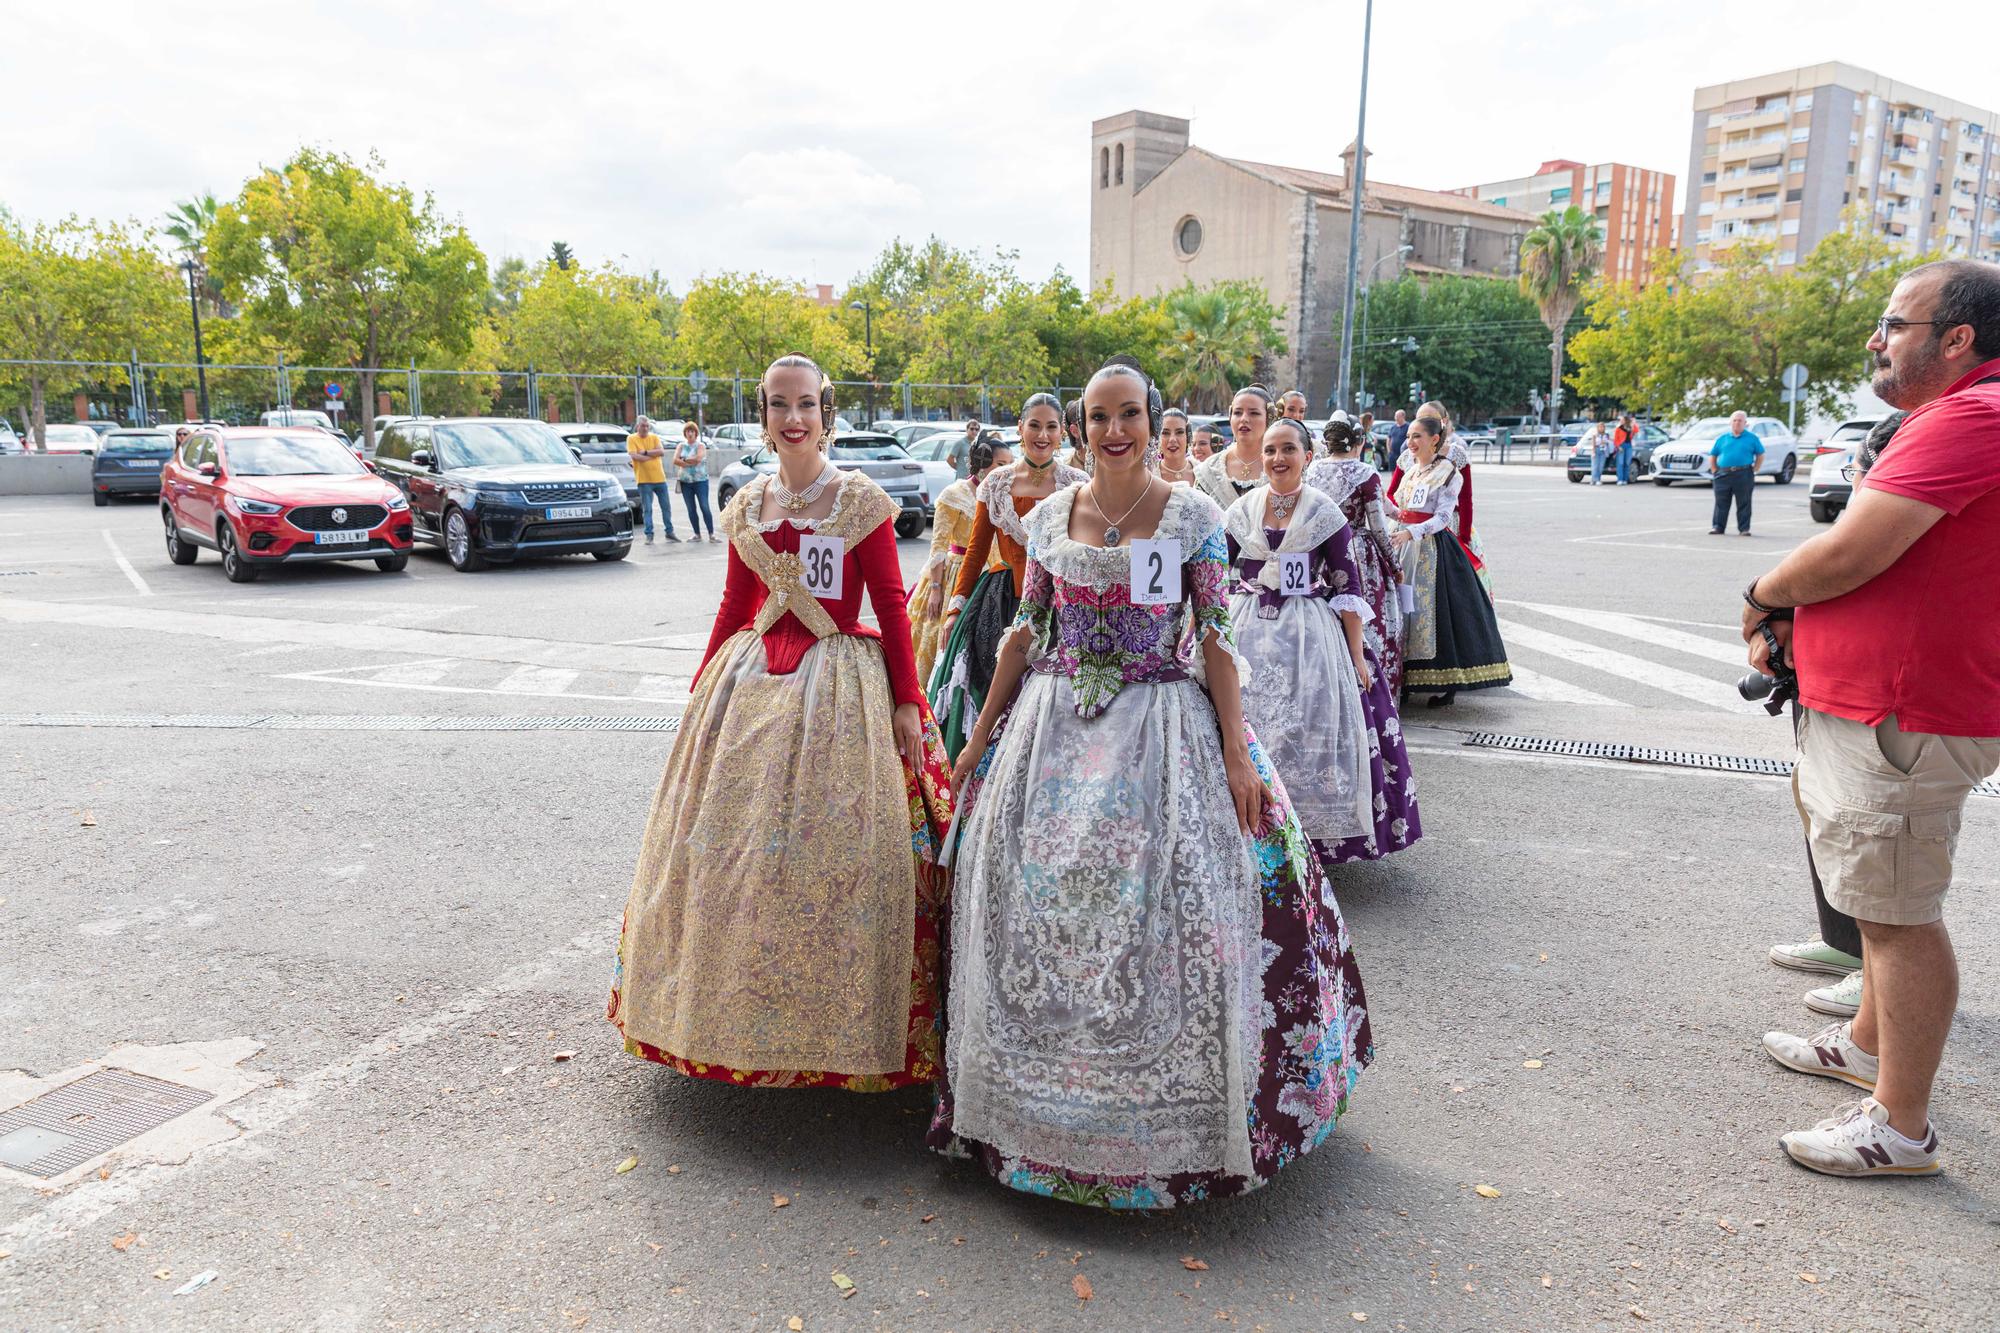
[847,300,874,424]
[1334,0,1376,413]
[1355,245,1413,412]
[181,258,211,422]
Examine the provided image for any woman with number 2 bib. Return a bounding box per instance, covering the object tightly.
[609,353,954,1092]
[928,360,1371,1208]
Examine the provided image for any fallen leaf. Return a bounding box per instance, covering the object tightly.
[153,1267,172,1280]
[1451,1085,1466,1094]
[0,1250,12,1261]
[952,1236,966,1246]
[111,1232,138,1252]
[1630,1307,1650,1321]
[614,1156,638,1175]
[1717,1218,1735,1234]
[553,1050,578,1062]
[831,1272,856,1299]
[667,1164,682,1175]
[668,1286,686,1295]
[97,1168,110,1180]
[773,1194,790,1209]
[501,1066,517,1076]
[1539,953,1549,962]
[920,1213,936,1223]
[1540,1275,1553,1289]
[1351,1315,1368,1324]
[80,810,97,827]
[1474,1184,1502,1199]
[1522,1059,1544,1069]
[788,1320,804,1332]
[645,1242,662,1254]
[1181,1256,1210,1272]
[1799,1272,1819,1284]
[1072,1274,1093,1303]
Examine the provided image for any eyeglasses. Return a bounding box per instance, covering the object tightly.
[1874,316,1942,338]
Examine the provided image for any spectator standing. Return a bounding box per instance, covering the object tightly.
[1583,419,1613,485]
[627,415,678,544]
[673,420,717,543]
[1386,409,1409,471]
[1748,259,2000,1177]
[951,419,980,479]
[1612,411,1637,486]
[1708,411,1763,535]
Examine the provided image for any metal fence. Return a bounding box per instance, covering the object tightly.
[0,357,1088,438]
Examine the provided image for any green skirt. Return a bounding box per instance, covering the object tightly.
[927,566,1019,763]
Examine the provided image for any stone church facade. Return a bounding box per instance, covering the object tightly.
[1089,110,1537,408]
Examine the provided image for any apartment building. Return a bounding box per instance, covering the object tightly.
[1455,160,1677,287]
[1684,61,2000,274]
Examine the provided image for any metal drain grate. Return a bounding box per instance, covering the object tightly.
[0,1069,214,1179]
[1463,731,2000,797]
[0,712,682,734]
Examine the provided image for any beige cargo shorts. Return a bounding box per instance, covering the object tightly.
[1793,707,2000,926]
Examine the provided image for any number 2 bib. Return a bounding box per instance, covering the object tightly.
[1129,538,1182,605]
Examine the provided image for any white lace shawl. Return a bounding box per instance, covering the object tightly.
[976,461,1089,546]
[1193,450,1263,514]
[1224,486,1372,622]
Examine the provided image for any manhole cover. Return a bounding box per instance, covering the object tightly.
[0,1068,214,1178]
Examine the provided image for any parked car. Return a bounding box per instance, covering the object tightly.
[711,422,759,449]
[1649,416,1799,486]
[553,421,648,510]
[0,418,21,453]
[1807,416,1884,523]
[35,423,101,455]
[159,427,415,581]
[368,417,633,571]
[1564,421,1672,482]
[260,407,337,430]
[716,432,930,537]
[81,420,119,438]
[894,432,962,508]
[91,428,177,505]
[893,422,957,450]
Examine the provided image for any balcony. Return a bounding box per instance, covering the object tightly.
[1718,133,1787,163]
[1716,197,1781,221]
[1720,164,1784,184]
[1718,103,1789,128]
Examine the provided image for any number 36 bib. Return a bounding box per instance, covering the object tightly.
[797,534,844,600]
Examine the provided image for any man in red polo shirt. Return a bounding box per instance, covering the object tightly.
[1740,259,2000,1178]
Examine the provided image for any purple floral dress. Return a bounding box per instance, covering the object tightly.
[928,483,1372,1209]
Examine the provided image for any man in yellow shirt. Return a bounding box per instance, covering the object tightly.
[627,416,678,544]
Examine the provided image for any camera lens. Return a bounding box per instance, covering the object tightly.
[1738,671,1777,701]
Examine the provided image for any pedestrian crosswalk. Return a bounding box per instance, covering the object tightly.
[277,658,693,707]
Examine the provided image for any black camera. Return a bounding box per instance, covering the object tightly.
[1737,614,1797,715]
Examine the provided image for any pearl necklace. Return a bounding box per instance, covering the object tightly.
[773,464,836,512]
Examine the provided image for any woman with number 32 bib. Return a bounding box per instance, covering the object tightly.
[609,353,954,1092]
[928,360,1372,1208]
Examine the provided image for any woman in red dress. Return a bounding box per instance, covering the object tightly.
[608,354,954,1091]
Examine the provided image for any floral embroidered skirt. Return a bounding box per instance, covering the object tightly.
[1314,643,1423,866]
[927,566,1017,763]
[906,549,964,689]
[608,629,954,1091]
[927,673,1372,1207]
[1403,534,1511,694]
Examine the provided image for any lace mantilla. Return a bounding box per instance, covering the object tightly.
[1223,485,1349,567]
[977,462,1088,546]
[1303,458,1376,508]
[1024,483,1225,591]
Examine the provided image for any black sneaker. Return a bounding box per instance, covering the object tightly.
[663,533,682,543]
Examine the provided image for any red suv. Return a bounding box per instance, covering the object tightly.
[160,426,414,582]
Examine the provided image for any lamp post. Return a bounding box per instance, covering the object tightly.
[847,300,874,424]
[181,258,211,422]
[1334,0,1375,413]
[1355,244,1413,413]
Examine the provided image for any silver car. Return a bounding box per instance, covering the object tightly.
[717,432,930,538]
[1807,416,1884,523]
[1649,416,1800,486]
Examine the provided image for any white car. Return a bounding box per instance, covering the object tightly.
[260,407,337,430]
[1649,416,1799,486]
[900,432,968,508]
[1807,416,1885,523]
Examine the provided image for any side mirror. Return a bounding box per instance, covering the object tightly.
[363,460,378,473]
[197,461,218,477]
[411,448,434,470]
[568,446,585,465]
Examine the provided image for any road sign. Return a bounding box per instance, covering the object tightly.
[689,390,710,405]
[1780,387,1801,404]
[324,382,343,399]
[325,400,343,415]
[687,370,709,391]
[1781,362,1809,391]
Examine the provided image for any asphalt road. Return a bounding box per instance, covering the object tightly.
[3,466,1996,1332]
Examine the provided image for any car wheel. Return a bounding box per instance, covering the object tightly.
[1566,471,1582,484]
[93,490,109,507]
[894,512,924,539]
[716,483,736,510]
[444,506,486,572]
[217,522,258,583]
[375,552,410,573]
[1810,500,1837,523]
[1776,455,1796,484]
[592,545,629,562]
[1653,478,1671,487]
[163,507,198,565]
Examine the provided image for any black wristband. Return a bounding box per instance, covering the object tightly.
[1744,579,1781,615]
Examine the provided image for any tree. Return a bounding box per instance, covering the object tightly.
[501,262,668,421]
[207,148,486,450]
[162,192,226,315]
[1354,275,1557,422]
[1519,205,1604,427]
[1155,279,1289,411]
[0,218,184,446]
[549,240,575,271]
[673,272,863,383]
[488,256,530,316]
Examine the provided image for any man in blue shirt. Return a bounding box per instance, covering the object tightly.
[1709,411,1765,535]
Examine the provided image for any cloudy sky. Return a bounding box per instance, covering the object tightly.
[8,1,1996,291]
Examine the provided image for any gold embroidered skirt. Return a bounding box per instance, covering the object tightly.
[611,629,941,1083]
[906,550,963,688]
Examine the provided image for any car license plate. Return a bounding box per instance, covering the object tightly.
[314,529,369,545]
[546,506,592,520]
[127,460,160,469]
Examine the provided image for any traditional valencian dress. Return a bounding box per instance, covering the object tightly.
[928,482,1372,1208]
[928,461,1086,760]
[1391,440,1490,596]
[908,477,977,686]
[1396,456,1512,698]
[609,470,955,1090]
[1305,456,1406,693]
[1223,486,1375,855]
[1193,448,1264,514]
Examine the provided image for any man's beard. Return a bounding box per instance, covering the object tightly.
[1873,343,1937,408]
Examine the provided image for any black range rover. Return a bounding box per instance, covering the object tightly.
[369,418,634,571]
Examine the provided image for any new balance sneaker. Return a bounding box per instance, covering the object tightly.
[1763,1020,1878,1090]
[1804,969,1863,1018]
[1768,936,1863,976]
[1780,1098,1941,1177]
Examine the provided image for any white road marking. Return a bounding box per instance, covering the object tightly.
[100,529,151,595]
[492,665,581,695]
[1493,617,1751,713]
[364,659,458,687]
[634,674,683,700]
[1505,601,1746,666]
[278,660,689,706]
[1500,663,1627,707]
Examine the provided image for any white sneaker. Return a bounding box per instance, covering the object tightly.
[1804,969,1863,1018]
[1768,936,1862,976]
[1780,1098,1941,1177]
[1762,1020,1878,1090]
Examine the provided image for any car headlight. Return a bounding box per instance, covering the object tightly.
[385,492,409,511]
[601,482,624,501]
[229,495,283,515]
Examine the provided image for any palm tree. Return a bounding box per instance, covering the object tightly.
[1518,205,1604,430]
[549,240,575,271]
[1158,284,1263,411]
[163,193,225,315]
